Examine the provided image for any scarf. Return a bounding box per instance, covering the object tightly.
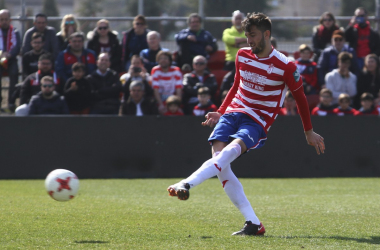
[354,21,371,58]
[0,25,16,52]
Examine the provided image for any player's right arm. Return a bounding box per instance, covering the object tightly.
[202,51,241,127]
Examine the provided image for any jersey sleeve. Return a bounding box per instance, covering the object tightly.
[217,51,240,114]
[284,62,303,92]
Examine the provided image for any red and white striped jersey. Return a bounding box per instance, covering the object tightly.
[151,65,183,102]
[218,48,303,133]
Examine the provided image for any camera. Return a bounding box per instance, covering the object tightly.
[355,16,365,24]
[133,67,142,73]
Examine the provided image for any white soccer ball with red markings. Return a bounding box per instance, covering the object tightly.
[45,169,79,201]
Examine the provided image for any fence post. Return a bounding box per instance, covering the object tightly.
[20,0,26,37]
[376,0,380,32]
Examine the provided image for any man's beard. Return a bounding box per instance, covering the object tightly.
[43,91,53,97]
[251,36,266,54]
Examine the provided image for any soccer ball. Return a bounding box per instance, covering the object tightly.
[45,169,79,201]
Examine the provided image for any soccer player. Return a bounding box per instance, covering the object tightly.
[167,12,325,236]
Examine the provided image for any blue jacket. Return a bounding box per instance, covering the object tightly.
[175,28,217,57]
[317,45,359,85]
[55,45,97,84]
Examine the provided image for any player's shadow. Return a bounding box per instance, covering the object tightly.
[74,240,109,244]
[267,235,380,245]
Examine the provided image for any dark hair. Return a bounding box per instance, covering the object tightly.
[242,12,271,37]
[198,87,210,96]
[34,13,47,22]
[319,12,335,25]
[364,54,380,77]
[131,55,143,64]
[72,62,86,72]
[156,50,172,64]
[338,52,353,63]
[32,32,44,42]
[38,53,53,62]
[361,92,374,101]
[69,32,85,41]
[320,88,333,97]
[187,13,202,24]
[270,37,277,48]
[134,15,146,25]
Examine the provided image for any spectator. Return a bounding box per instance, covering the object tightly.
[333,93,357,116]
[279,91,298,116]
[325,52,357,104]
[220,89,229,104]
[345,7,380,70]
[121,15,150,71]
[182,55,218,114]
[317,30,359,86]
[311,88,336,116]
[87,19,121,73]
[151,51,182,114]
[120,55,153,101]
[63,62,92,114]
[193,87,218,116]
[164,95,183,116]
[28,76,69,115]
[270,36,277,49]
[175,13,218,68]
[55,32,97,84]
[140,31,169,73]
[56,14,79,52]
[222,10,247,71]
[354,54,380,108]
[0,9,21,113]
[21,13,58,59]
[218,68,235,104]
[16,53,59,116]
[121,80,158,116]
[295,44,318,95]
[312,12,339,61]
[86,53,122,115]
[22,32,48,79]
[355,92,380,115]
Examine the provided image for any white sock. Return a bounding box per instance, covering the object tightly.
[216,153,260,225]
[183,143,242,188]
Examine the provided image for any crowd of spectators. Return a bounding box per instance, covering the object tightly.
[0,7,379,117]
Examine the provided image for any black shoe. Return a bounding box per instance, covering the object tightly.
[232,221,265,236]
[167,182,190,200]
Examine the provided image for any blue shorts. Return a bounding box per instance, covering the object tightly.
[208,112,267,152]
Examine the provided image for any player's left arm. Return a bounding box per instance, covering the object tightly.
[287,64,325,155]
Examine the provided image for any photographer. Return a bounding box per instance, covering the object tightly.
[120,55,153,101]
[345,7,380,70]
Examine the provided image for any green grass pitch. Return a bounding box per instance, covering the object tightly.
[0,178,379,249]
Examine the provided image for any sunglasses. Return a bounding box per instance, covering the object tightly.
[41,84,53,88]
[334,38,343,42]
[65,20,75,25]
[98,26,108,30]
[195,62,206,65]
[323,18,333,22]
[135,22,145,26]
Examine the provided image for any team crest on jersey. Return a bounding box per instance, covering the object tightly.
[267,64,274,74]
[293,69,300,82]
